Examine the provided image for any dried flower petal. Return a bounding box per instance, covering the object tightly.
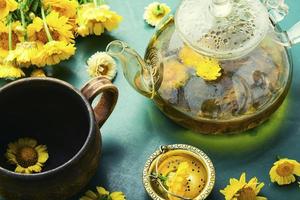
[87,51,117,80]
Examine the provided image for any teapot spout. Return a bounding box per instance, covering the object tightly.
[106,40,160,99]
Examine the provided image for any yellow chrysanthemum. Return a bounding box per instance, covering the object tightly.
[220,173,267,200]
[31,69,46,77]
[179,46,222,81]
[0,49,7,62]
[27,12,74,45]
[43,0,79,18]
[5,138,49,174]
[0,21,8,61]
[6,42,39,67]
[143,2,171,27]
[0,20,22,59]
[80,186,126,200]
[0,62,24,78]
[0,0,18,20]
[161,59,189,90]
[27,17,44,44]
[87,51,117,80]
[46,11,74,42]
[166,162,190,199]
[269,158,300,185]
[12,21,26,42]
[34,40,76,67]
[76,4,122,37]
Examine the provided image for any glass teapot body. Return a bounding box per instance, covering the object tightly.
[145,17,291,134]
[107,0,299,134]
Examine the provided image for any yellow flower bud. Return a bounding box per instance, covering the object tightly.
[29,12,35,20]
[15,25,26,36]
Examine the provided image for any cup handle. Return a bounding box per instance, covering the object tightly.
[81,76,118,128]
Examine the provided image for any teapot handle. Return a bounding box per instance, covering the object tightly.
[275,21,300,47]
[286,21,300,46]
[81,76,118,128]
[262,0,289,24]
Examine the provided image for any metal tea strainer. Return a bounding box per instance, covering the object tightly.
[143,144,215,200]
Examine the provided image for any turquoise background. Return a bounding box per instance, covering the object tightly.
[2,0,300,199]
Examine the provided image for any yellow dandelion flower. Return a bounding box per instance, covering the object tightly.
[179,46,222,81]
[143,2,171,27]
[27,12,74,45]
[0,0,18,20]
[220,173,267,200]
[76,4,122,37]
[161,59,189,90]
[80,186,126,200]
[6,41,39,67]
[0,62,24,78]
[269,158,300,185]
[31,69,46,77]
[87,51,117,80]
[34,40,76,67]
[5,138,49,174]
[43,0,79,18]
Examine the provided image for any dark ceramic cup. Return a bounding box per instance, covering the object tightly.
[0,77,118,200]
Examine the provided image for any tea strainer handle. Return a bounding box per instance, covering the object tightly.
[81,76,119,128]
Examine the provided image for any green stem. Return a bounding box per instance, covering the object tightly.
[31,0,40,13]
[152,172,168,182]
[19,1,28,41]
[8,17,13,51]
[93,0,98,6]
[99,0,106,5]
[41,6,53,42]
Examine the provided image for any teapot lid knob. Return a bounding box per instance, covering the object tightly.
[175,0,270,59]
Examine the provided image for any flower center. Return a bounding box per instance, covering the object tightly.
[16,146,38,168]
[152,5,165,16]
[276,162,294,176]
[54,7,66,15]
[36,30,60,44]
[0,0,6,9]
[0,32,19,50]
[237,187,256,200]
[96,64,109,76]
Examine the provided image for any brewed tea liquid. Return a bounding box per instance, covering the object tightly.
[146,19,290,133]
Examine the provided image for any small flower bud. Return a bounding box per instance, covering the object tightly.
[29,12,36,20]
[15,25,26,36]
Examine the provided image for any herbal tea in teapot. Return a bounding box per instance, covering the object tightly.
[107,0,299,134]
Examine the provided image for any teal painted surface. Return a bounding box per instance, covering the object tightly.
[1,0,300,199]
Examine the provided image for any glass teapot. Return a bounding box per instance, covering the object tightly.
[106,0,300,134]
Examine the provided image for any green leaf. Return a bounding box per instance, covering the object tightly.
[31,0,40,13]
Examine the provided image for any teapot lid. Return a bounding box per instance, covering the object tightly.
[175,0,270,59]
